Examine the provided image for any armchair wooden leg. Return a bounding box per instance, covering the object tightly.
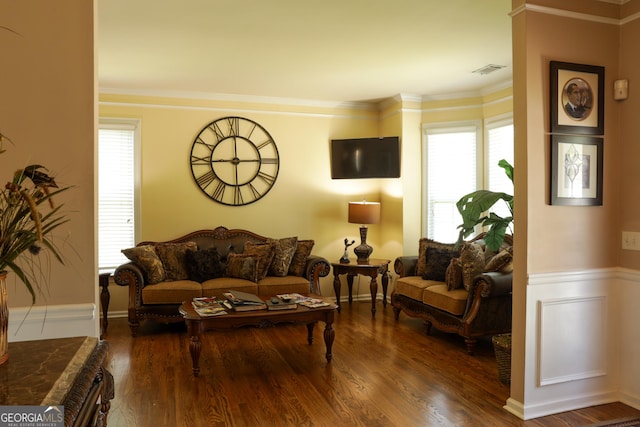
[464,338,477,355]
[423,321,432,335]
[129,322,140,337]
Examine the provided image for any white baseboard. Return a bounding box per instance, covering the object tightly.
[7,303,98,342]
[620,390,640,412]
[503,398,525,419]
[504,391,622,420]
[103,310,128,319]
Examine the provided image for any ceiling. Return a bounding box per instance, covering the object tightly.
[98,0,513,104]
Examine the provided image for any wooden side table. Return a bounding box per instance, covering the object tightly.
[331,258,390,317]
[99,273,111,338]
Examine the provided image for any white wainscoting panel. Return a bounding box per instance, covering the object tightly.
[7,303,98,342]
[617,268,640,410]
[512,268,618,420]
[538,296,607,386]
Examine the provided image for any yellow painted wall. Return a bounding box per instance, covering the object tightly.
[1,0,96,309]
[100,96,393,308]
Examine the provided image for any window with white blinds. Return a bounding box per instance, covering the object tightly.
[424,124,480,243]
[98,120,139,273]
[486,118,514,222]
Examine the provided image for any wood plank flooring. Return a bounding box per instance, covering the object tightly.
[103,300,640,426]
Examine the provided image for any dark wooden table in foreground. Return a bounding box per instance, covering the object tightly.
[0,336,113,427]
[179,296,337,377]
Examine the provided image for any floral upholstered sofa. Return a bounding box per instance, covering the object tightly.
[114,226,330,336]
[391,233,513,354]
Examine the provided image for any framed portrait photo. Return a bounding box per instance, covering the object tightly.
[550,135,603,206]
[550,61,604,135]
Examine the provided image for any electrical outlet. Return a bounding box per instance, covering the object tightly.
[622,231,640,250]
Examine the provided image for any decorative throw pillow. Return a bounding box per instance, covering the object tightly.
[422,246,460,281]
[121,245,166,284]
[288,240,315,277]
[460,242,485,291]
[243,241,275,280]
[267,236,298,277]
[485,246,513,273]
[225,254,258,282]
[416,238,456,277]
[155,241,198,281]
[185,247,226,282]
[445,258,464,291]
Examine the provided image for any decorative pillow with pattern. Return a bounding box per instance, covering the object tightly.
[485,246,513,273]
[422,246,460,281]
[185,247,226,282]
[267,236,298,277]
[122,245,166,284]
[155,241,198,281]
[243,241,275,280]
[288,239,314,277]
[416,238,457,277]
[225,253,258,282]
[460,242,485,291]
[445,257,464,291]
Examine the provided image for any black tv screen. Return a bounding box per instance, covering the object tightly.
[330,136,401,179]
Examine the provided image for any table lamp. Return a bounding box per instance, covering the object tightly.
[348,201,381,263]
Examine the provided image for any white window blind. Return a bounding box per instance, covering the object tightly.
[98,122,138,273]
[486,120,514,222]
[425,126,478,243]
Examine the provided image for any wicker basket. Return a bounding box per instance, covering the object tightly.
[492,333,511,384]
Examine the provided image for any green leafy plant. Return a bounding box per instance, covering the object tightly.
[0,132,70,303]
[455,159,513,252]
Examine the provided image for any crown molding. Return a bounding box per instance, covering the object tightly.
[98,87,376,111]
[597,0,630,4]
[511,2,640,25]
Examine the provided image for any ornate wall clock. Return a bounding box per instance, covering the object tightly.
[190,116,280,206]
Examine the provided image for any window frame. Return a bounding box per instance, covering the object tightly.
[422,120,482,242]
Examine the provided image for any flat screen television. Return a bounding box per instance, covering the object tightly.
[330,136,401,179]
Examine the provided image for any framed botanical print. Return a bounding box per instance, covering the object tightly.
[550,61,604,135]
[550,135,603,206]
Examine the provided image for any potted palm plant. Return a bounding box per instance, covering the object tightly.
[455,159,514,252]
[0,131,70,364]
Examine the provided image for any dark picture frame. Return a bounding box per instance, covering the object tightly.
[550,61,604,135]
[550,135,603,206]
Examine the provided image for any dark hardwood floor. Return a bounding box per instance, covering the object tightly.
[103,300,640,426]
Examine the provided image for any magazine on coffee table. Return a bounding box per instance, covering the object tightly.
[277,294,331,308]
[191,297,227,317]
[297,298,330,308]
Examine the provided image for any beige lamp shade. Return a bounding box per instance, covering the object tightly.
[348,201,381,225]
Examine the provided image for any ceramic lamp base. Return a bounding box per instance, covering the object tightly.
[353,226,373,263]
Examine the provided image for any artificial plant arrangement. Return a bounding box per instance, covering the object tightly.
[454,159,514,252]
[0,131,70,304]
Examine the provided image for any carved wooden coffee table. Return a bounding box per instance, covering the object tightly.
[179,295,337,376]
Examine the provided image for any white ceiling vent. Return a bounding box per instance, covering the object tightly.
[472,64,506,75]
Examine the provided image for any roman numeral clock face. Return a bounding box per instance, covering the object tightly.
[190,117,280,206]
